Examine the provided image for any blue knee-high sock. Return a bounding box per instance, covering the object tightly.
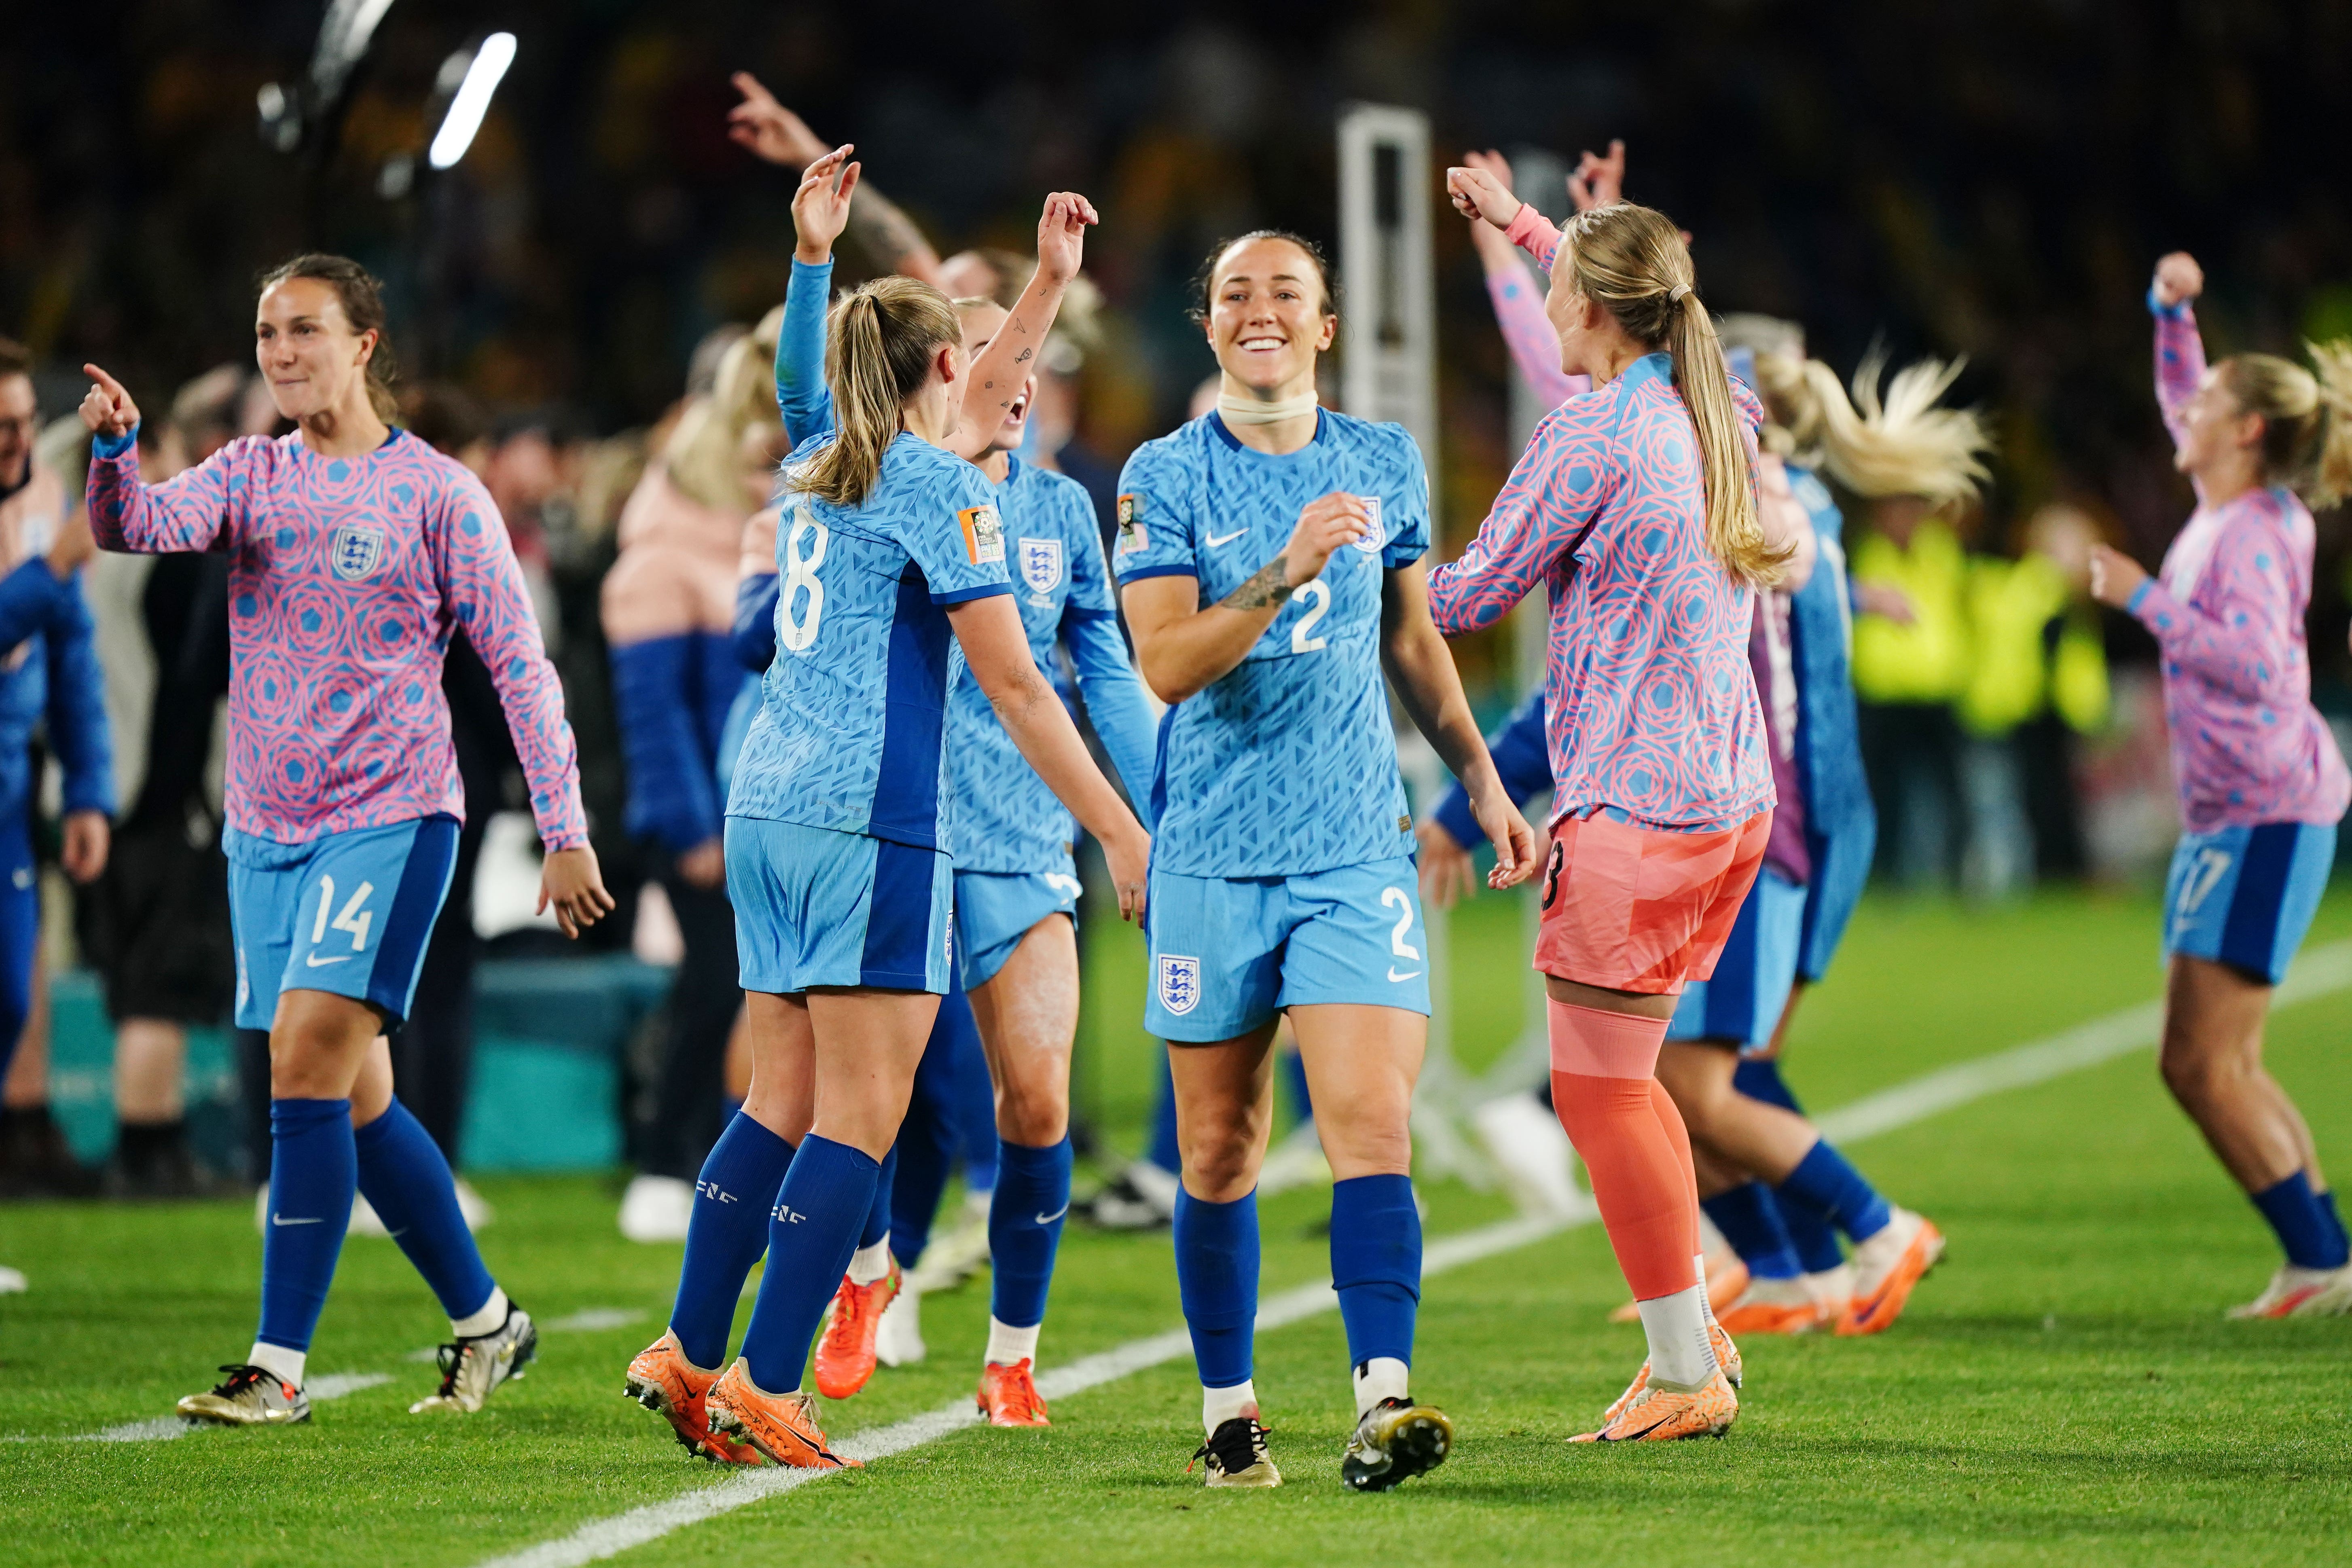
[256,1098,358,1357]
[2320,1188,2350,1260]
[944,987,997,1196]
[1700,1181,1803,1281]
[738,1135,878,1392]
[2252,1171,2352,1269]
[1146,1050,1181,1174]
[1280,1049,1313,1130]
[989,1136,1073,1332]
[891,1028,959,1268]
[667,1111,795,1369]
[1775,1138,1892,1245]
[1329,1174,1419,1369]
[354,1099,495,1324]
[862,1144,899,1251]
[1174,1187,1258,1388]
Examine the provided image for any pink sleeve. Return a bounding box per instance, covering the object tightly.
[2130,512,2302,708]
[86,438,239,553]
[1485,261,1585,409]
[1503,205,1565,274]
[431,470,590,850]
[2154,302,2206,448]
[1428,405,1613,635]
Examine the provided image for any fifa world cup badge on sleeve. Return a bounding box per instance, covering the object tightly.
[1114,493,1147,557]
[332,523,385,580]
[1019,537,1065,600]
[1156,954,1202,1016]
[1349,495,1385,554]
[959,504,1006,565]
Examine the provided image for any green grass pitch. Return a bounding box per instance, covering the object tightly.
[5,886,2352,1566]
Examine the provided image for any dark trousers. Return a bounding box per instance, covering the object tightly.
[389,808,490,1166]
[636,861,741,1181]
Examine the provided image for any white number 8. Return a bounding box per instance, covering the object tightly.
[779,504,830,654]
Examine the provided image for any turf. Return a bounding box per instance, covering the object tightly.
[5,887,2352,1566]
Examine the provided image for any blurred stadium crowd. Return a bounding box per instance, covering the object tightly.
[0,1,2348,1200]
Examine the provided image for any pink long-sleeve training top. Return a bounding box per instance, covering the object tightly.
[2127,302,2350,833]
[1429,207,1773,831]
[87,428,589,849]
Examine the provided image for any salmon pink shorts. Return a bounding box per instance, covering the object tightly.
[1533,809,1772,995]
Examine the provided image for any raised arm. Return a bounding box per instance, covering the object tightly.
[729,72,946,287]
[79,367,235,554]
[1459,150,1588,410]
[1380,562,1535,888]
[946,193,1097,460]
[2150,251,2207,446]
[947,593,1150,918]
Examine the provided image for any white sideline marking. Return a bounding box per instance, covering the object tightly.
[475,941,2352,1568]
[7,1373,394,1444]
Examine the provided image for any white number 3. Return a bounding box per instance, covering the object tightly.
[779,504,830,653]
[1380,886,1420,960]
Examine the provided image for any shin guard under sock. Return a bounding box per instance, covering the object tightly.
[1329,1173,1420,1372]
[256,1098,358,1360]
[1174,1186,1259,1389]
[668,1111,795,1369]
[353,1098,496,1326]
[989,1136,1073,1333]
[737,1135,877,1392]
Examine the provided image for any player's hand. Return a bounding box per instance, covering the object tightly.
[676,836,725,890]
[1280,493,1370,588]
[2153,251,2204,308]
[1446,164,1522,231]
[2087,543,2148,609]
[1466,780,1537,891]
[727,72,829,167]
[1567,139,1627,213]
[47,509,95,576]
[792,144,860,265]
[538,844,617,939]
[1852,580,1916,626]
[60,809,108,885]
[79,365,139,440]
[1102,821,1150,923]
[1415,817,1479,910]
[1034,191,1099,289]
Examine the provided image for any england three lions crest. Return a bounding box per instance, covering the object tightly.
[1019,537,1064,598]
[1156,954,1202,1016]
[331,524,385,581]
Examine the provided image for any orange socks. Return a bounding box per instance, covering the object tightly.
[1548,1000,1698,1302]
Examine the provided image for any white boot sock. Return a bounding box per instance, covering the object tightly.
[1351,1356,1410,1418]
[1635,1284,1717,1390]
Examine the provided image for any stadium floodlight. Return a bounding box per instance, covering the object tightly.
[427,32,517,171]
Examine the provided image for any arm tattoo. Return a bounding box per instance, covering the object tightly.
[1219,555,1293,612]
[846,186,931,270]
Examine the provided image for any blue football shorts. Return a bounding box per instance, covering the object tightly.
[2162,820,2335,986]
[227,816,459,1030]
[728,816,954,994]
[1665,866,1808,1056]
[955,862,1083,990]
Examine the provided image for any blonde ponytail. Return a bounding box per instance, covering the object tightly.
[1810,350,1992,505]
[2219,342,2352,509]
[795,277,962,509]
[1555,203,1786,586]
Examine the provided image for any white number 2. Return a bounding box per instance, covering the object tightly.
[1380,886,1420,961]
[1290,579,1330,654]
[779,504,830,654]
[311,874,376,952]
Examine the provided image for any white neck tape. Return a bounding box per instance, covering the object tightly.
[1217,389,1319,426]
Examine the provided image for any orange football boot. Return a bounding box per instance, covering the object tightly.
[1718,1276,1821,1336]
[1596,1318,1740,1428]
[1573,1371,1738,1443]
[705,1359,860,1469]
[813,1262,902,1400]
[976,1358,1052,1427]
[623,1331,759,1463]
[1836,1210,1944,1336]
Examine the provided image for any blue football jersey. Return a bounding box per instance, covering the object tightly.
[728,431,1012,850]
[1113,409,1429,877]
[946,458,1123,873]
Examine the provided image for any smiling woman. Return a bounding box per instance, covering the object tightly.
[75,251,612,1428]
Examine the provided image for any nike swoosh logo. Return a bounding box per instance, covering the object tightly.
[305,952,352,967]
[1035,1204,1070,1225]
[1205,528,1247,547]
[1387,967,1422,983]
[271,1215,324,1226]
